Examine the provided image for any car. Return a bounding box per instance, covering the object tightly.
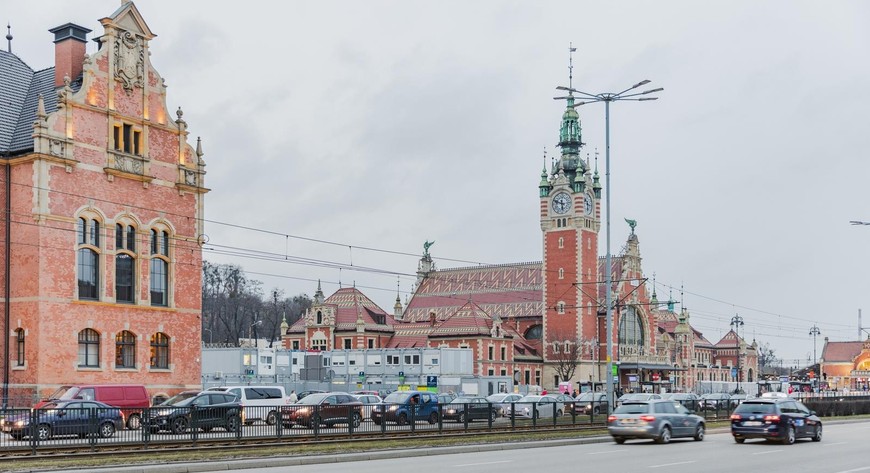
[607,400,705,444]
[616,393,661,407]
[282,392,363,428]
[372,391,440,425]
[730,398,822,445]
[515,394,564,419]
[206,385,289,425]
[0,400,124,441]
[157,390,201,406]
[554,393,576,410]
[437,392,457,405]
[297,390,327,401]
[699,392,731,410]
[34,384,150,430]
[729,393,748,408]
[351,394,382,421]
[573,392,608,415]
[443,396,498,423]
[146,392,241,434]
[486,393,523,417]
[659,393,700,411]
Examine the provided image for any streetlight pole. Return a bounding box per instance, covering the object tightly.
[730,314,744,393]
[204,327,213,345]
[809,324,820,389]
[555,80,663,412]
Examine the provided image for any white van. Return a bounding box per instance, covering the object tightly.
[207,386,289,425]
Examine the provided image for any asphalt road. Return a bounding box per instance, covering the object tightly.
[58,420,870,473]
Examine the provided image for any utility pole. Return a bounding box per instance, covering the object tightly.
[730,314,744,392]
[809,324,821,388]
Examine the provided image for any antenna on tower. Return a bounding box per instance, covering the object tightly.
[568,42,577,90]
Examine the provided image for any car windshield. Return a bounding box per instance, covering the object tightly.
[383,392,411,404]
[452,397,476,403]
[161,392,198,406]
[58,387,82,400]
[486,394,507,402]
[733,402,776,414]
[613,403,649,414]
[299,393,329,405]
[576,393,596,401]
[519,396,541,403]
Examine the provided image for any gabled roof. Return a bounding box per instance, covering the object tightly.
[429,301,495,337]
[404,262,543,322]
[821,341,864,363]
[286,287,395,334]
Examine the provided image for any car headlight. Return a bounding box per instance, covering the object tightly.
[388,406,398,412]
[14,420,26,427]
[446,409,456,414]
[155,409,173,417]
[296,408,310,414]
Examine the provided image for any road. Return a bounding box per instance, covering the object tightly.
[210,420,870,473]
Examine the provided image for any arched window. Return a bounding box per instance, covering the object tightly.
[15,328,24,366]
[78,329,100,367]
[618,306,644,348]
[316,310,323,325]
[557,302,565,314]
[77,216,101,300]
[558,268,564,280]
[558,237,564,249]
[524,325,542,340]
[115,330,136,368]
[115,223,136,303]
[150,332,170,369]
[149,227,170,307]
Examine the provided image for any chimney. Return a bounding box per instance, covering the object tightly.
[49,23,92,88]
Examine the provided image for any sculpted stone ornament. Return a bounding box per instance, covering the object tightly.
[625,218,637,235]
[48,139,65,157]
[423,240,435,258]
[114,30,144,91]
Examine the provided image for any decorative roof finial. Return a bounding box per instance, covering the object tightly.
[568,42,576,90]
[6,23,11,53]
[36,94,46,119]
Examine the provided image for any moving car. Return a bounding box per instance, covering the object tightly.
[659,393,700,410]
[34,384,149,429]
[699,392,731,411]
[1,400,123,441]
[206,385,289,425]
[486,393,523,417]
[372,391,440,425]
[515,394,564,419]
[147,392,241,434]
[607,400,705,444]
[443,396,498,422]
[282,392,363,428]
[730,398,822,445]
[616,392,661,407]
[574,392,608,415]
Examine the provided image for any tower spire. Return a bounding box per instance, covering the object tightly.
[6,23,11,53]
[568,42,576,90]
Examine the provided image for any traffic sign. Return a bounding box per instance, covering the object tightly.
[359,371,365,377]
[611,364,618,376]
[731,367,737,378]
[426,375,438,387]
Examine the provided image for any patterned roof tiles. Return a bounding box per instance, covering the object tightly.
[821,341,864,362]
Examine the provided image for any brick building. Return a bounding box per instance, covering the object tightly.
[0,2,207,406]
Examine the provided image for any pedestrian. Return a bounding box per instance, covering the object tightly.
[288,390,298,403]
[572,389,578,398]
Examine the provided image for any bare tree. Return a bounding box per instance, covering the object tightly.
[550,331,582,383]
[757,342,777,370]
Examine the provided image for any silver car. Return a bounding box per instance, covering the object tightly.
[485,393,523,417]
[607,400,705,444]
[515,395,564,419]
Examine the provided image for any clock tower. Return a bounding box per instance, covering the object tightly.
[539,67,601,386]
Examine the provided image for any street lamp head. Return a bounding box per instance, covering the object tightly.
[642,87,664,95]
[637,97,658,101]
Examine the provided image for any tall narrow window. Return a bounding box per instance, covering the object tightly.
[150,227,170,307]
[78,329,100,367]
[15,328,24,366]
[150,332,170,369]
[77,217,101,301]
[115,223,136,304]
[115,331,136,368]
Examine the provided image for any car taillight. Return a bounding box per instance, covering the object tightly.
[607,415,617,423]
[763,415,780,422]
[639,415,656,422]
[730,414,741,420]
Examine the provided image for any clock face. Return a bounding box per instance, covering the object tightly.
[584,194,594,215]
[552,192,571,214]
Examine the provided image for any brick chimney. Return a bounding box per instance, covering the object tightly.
[48,23,92,88]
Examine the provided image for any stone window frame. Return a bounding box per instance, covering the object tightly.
[76,213,104,301]
[149,332,170,369]
[78,328,101,368]
[15,328,25,367]
[112,120,143,156]
[115,330,137,369]
[148,222,174,307]
[115,218,139,304]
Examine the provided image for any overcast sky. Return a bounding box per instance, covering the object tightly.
[8,1,870,364]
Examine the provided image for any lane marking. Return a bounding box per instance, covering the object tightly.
[649,461,696,468]
[823,441,848,446]
[586,451,611,455]
[752,449,782,455]
[834,467,870,473]
[454,461,512,467]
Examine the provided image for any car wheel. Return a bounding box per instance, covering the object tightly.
[35,424,52,441]
[812,424,822,442]
[490,410,497,421]
[428,412,439,424]
[310,414,321,427]
[126,414,141,430]
[170,417,189,435]
[266,410,278,426]
[656,426,671,444]
[613,436,626,444]
[694,424,705,441]
[782,425,795,445]
[397,413,408,426]
[556,409,563,417]
[593,407,600,415]
[226,414,241,432]
[734,436,745,444]
[99,421,116,438]
[352,412,362,428]
[458,412,466,423]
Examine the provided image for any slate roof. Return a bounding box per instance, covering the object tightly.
[404,261,543,322]
[821,341,865,363]
[0,50,75,155]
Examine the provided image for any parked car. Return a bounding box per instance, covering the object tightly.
[616,393,661,407]
[574,392,608,415]
[659,393,700,410]
[699,392,731,411]
[486,393,523,417]
[372,391,440,425]
[515,394,564,419]
[730,398,822,444]
[554,393,576,410]
[437,392,457,405]
[157,390,200,406]
[607,400,705,444]
[34,384,149,430]
[1,400,123,441]
[443,396,498,423]
[297,390,327,401]
[351,393,382,421]
[147,392,240,434]
[206,385,289,425]
[729,393,748,408]
[282,392,363,428]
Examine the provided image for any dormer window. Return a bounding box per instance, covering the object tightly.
[113,122,142,155]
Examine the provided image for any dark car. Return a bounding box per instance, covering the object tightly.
[296,390,326,401]
[372,391,440,425]
[730,398,822,445]
[607,400,705,444]
[699,392,731,411]
[660,393,701,411]
[147,392,240,434]
[443,396,498,422]
[574,392,608,415]
[282,392,363,428]
[0,400,123,441]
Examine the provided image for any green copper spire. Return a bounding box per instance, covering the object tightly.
[539,148,551,197]
[592,149,602,198]
[553,44,584,180]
